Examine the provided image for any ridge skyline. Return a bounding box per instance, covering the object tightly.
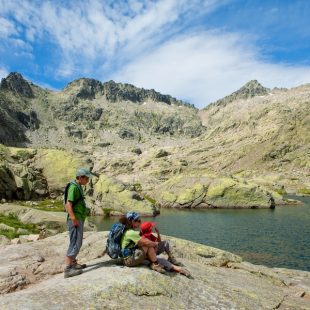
[1,1,310,108]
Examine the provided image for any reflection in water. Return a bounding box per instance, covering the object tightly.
[90,196,310,271]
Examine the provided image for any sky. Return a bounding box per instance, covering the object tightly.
[0,0,310,108]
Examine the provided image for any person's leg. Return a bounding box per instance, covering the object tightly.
[145,246,165,273]
[157,257,173,271]
[156,241,169,255]
[123,249,146,267]
[64,220,83,278]
[170,264,191,278]
[160,240,180,266]
[72,221,87,269]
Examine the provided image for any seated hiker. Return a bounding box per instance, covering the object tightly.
[140,221,180,265]
[140,222,190,277]
[119,212,165,274]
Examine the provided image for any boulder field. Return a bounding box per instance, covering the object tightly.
[0,232,309,309]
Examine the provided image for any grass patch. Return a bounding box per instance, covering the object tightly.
[20,199,64,212]
[0,213,39,239]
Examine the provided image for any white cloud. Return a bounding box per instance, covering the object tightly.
[0,68,8,79]
[113,31,310,108]
[0,0,309,108]
[0,17,17,38]
[0,0,224,77]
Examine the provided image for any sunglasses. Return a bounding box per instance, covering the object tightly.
[134,219,141,223]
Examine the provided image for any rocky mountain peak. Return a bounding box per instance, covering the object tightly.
[102,80,193,107]
[63,78,103,99]
[0,72,34,98]
[208,80,269,108]
[239,80,269,96]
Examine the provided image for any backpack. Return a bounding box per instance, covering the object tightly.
[106,223,126,259]
[63,181,85,212]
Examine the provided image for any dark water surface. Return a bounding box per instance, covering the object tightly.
[90,196,310,271]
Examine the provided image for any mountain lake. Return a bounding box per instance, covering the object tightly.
[90,195,310,271]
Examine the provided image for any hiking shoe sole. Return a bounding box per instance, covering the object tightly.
[64,269,83,278]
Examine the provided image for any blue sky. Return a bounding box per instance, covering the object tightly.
[0,0,310,108]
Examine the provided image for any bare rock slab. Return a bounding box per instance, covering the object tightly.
[0,232,309,309]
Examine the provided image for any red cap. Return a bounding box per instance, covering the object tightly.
[140,221,156,235]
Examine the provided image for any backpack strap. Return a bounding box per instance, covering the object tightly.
[66,181,86,209]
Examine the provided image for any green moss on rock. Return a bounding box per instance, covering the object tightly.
[94,175,155,215]
[153,175,274,209]
[35,149,85,190]
[206,178,236,198]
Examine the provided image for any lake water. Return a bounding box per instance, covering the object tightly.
[90,196,310,271]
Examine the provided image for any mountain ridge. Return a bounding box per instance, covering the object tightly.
[0,71,309,203]
[205,80,270,109]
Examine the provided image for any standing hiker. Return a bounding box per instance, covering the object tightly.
[64,168,93,278]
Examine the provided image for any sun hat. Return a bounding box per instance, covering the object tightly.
[126,211,140,222]
[76,168,93,178]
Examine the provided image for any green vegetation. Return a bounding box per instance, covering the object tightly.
[143,195,156,205]
[0,213,39,239]
[36,149,85,189]
[21,199,64,212]
[298,188,310,195]
[102,208,113,216]
[274,188,287,195]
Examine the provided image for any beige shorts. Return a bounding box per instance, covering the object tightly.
[123,249,145,267]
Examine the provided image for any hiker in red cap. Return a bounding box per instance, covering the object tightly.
[140,221,191,277]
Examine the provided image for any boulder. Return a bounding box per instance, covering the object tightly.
[94,175,157,215]
[0,159,48,200]
[26,234,40,242]
[0,235,10,246]
[16,228,29,235]
[0,203,95,233]
[152,175,275,209]
[154,149,170,158]
[0,232,309,309]
[0,223,15,231]
[10,238,21,245]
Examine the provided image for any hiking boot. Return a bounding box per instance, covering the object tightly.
[179,268,191,278]
[150,262,166,274]
[64,266,83,278]
[72,262,87,269]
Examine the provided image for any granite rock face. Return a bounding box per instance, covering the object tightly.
[152,175,275,209]
[0,72,309,209]
[209,80,270,108]
[0,232,309,309]
[94,174,157,215]
[0,72,34,98]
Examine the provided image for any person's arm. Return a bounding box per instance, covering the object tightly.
[154,227,161,242]
[66,201,79,227]
[137,237,158,248]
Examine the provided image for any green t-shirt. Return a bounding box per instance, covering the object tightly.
[121,229,141,249]
[67,182,87,221]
